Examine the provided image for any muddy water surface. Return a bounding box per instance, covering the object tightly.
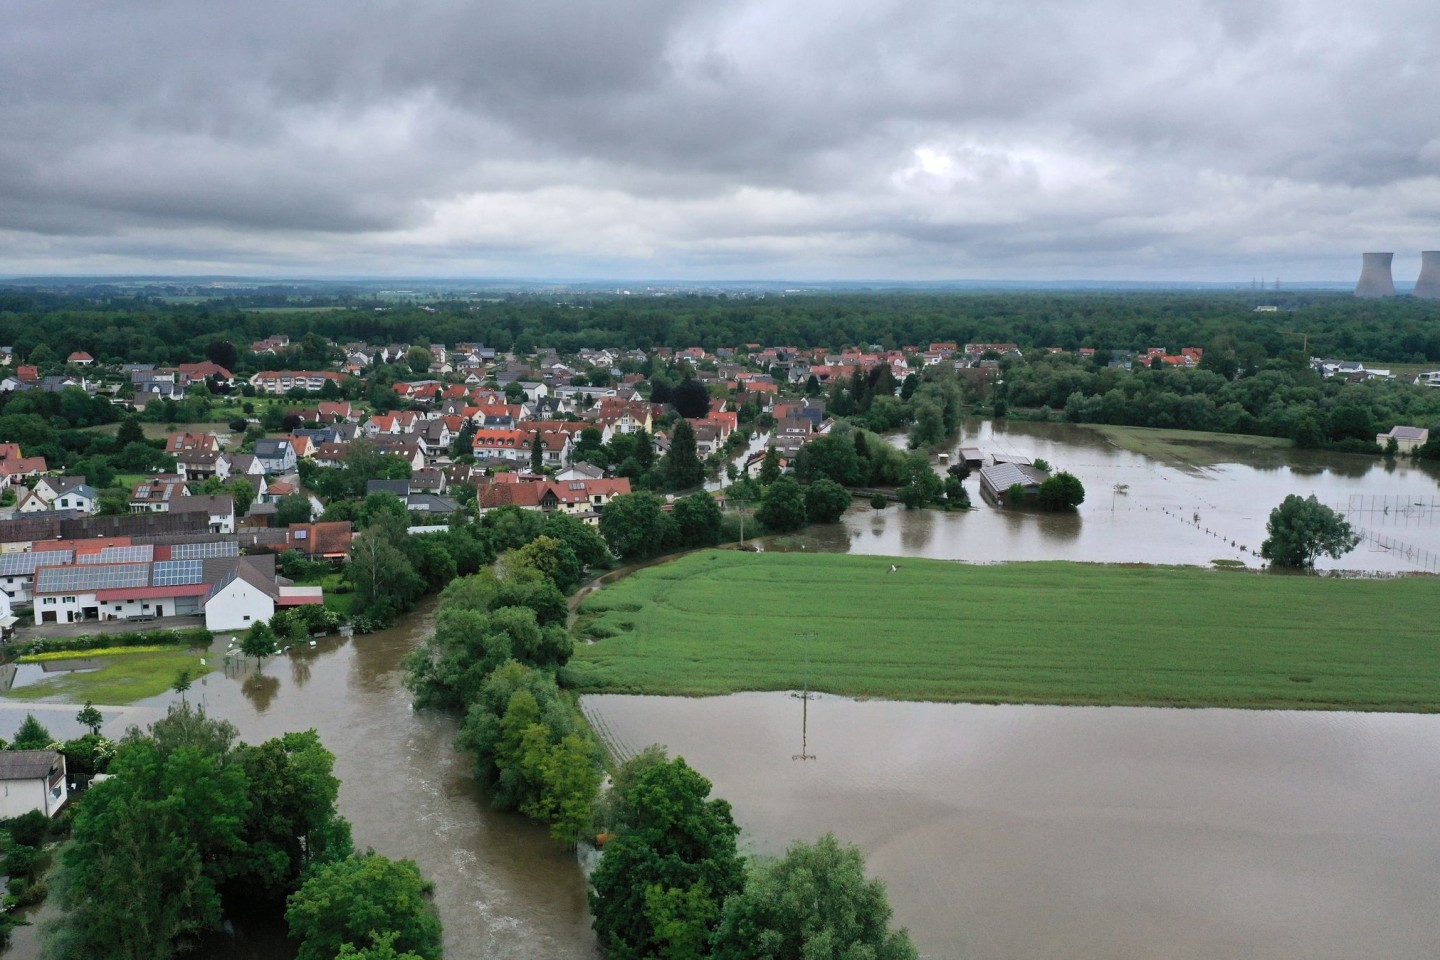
[583,692,1440,960]
[2,601,599,960]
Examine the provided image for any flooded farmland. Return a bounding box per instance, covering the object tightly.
[583,692,1440,960]
[783,420,1440,572]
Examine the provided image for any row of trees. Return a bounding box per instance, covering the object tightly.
[7,289,1439,365]
[1005,354,1440,450]
[43,704,441,960]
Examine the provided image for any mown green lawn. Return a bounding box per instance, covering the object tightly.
[3,649,214,705]
[568,551,1440,711]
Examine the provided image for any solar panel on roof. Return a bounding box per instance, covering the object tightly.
[151,559,204,587]
[170,541,239,560]
[77,545,154,564]
[35,562,149,594]
[0,551,74,577]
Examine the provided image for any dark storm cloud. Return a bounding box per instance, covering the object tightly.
[2,0,1438,278]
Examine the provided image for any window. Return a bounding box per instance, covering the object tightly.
[243,615,251,622]
[142,603,150,610]
[63,596,76,603]
[43,598,55,605]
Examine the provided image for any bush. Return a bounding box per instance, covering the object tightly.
[871,493,887,509]
[6,810,50,848]
[8,627,211,659]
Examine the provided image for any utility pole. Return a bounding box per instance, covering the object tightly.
[792,633,817,762]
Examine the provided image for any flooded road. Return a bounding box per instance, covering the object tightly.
[584,692,1440,960]
[2,602,600,960]
[783,420,1440,572]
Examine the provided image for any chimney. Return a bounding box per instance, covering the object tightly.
[1355,252,1395,298]
[1414,251,1440,300]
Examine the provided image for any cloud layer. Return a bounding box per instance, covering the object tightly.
[4,0,1438,280]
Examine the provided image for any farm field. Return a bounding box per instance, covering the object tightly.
[568,550,1440,711]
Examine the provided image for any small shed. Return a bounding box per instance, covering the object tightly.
[0,750,68,818]
[1376,425,1429,453]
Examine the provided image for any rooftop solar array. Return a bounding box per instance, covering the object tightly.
[170,540,240,560]
[35,562,149,595]
[77,544,154,565]
[0,551,74,577]
[151,559,205,587]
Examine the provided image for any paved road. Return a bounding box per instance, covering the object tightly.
[15,614,207,641]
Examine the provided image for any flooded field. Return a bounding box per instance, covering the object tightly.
[781,420,1440,572]
[584,692,1440,960]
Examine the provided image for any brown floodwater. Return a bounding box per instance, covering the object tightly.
[1,601,600,960]
[583,692,1440,960]
[783,420,1440,573]
[6,422,1439,958]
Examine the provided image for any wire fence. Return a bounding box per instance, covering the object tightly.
[1350,526,1440,572]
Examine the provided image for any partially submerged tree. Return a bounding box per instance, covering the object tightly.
[1260,494,1361,568]
[712,833,918,960]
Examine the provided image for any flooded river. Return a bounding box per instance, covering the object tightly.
[5,423,1439,957]
[2,602,600,960]
[583,692,1440,960]
[785,420,1440,572]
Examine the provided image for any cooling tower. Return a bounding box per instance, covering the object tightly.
[1414,251,1440,300]
[1355,252,1395,298]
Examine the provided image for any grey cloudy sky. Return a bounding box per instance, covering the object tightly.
[4,0,1438,281]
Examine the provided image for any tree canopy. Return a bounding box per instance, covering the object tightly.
[1260,494,1362,568]
[712,833,918,960]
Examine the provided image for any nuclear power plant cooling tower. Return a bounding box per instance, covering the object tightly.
[1414,251,1440,300]
[1355,252,1396,298]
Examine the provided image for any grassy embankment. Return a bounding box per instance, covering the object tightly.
[1083,424,1294,467]
[568,550,1439,711]
[3,647,213,705]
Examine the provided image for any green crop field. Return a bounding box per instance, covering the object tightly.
[1084,424,1294,467]
[568,551,1440,711]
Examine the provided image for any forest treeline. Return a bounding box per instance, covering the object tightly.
[2,289,1439,366]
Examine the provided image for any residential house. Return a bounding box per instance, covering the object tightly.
[253,438,297,474]
[129,475,189,513]
[0,751,68,819]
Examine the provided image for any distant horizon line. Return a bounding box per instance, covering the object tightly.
[0,274,1381,292]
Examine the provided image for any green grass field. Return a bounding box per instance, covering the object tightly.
[568,551,1440,711]
[3,649,213,705]
[1084,424,1294,466]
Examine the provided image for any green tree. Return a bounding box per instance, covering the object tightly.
[711,833,918,960]
[543,511,611,569]
[335,931,428,960]
[589,757,743,959]
[241,620,279,667]
[508,534,583,592]
[1037,471,1085,510]
[285,853,442,960]
[758,446,782,485]
[600,491,677,560]
[43,704,248,960]
[405,346,432,375]
[227,477,257,516]
[804,478,852,524]
[757,476,806,532]
[232,730,353,902]
[673,491,723,547]
[794,434,861,487]
[1260,494,1361,568]
[275,492,313,527]
[663,419,706,490]
[75,701,104,736]
[896,453,942,509]
[346,523,426,624]
[530,431,545,474]
[12,713,53,750]
[671,379,711,419]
